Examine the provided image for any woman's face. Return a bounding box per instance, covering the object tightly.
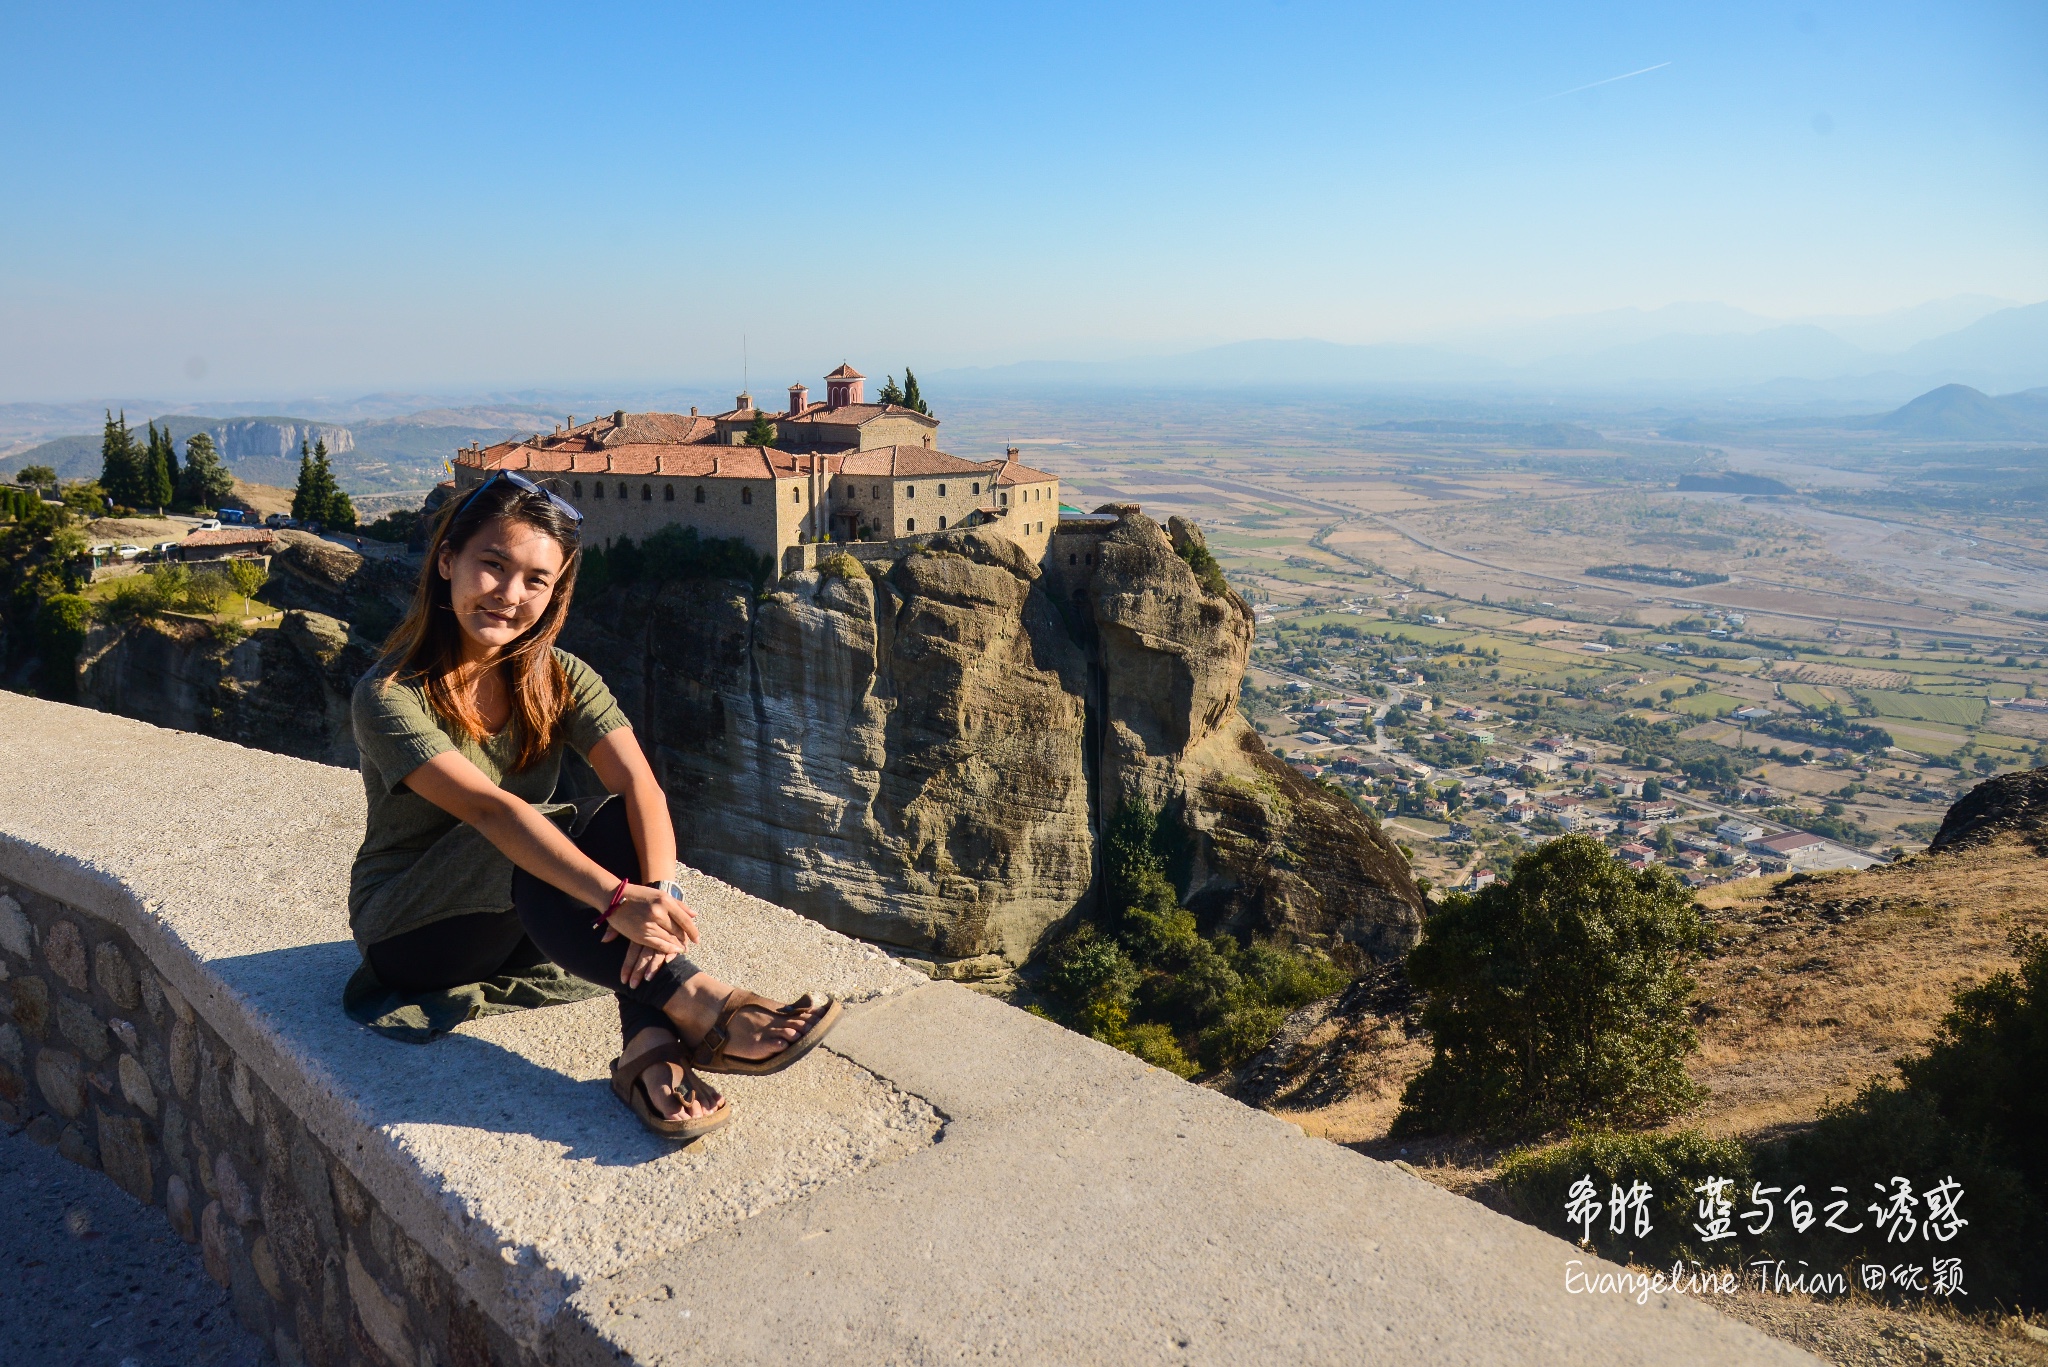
[437,515,568,657]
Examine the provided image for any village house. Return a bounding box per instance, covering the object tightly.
[448,365,1061,572]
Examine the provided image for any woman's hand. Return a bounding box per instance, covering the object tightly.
[600,884,700,960]
[618,941,675,990]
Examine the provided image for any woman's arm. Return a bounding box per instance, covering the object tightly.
[401,750,696,956]
[585,728,676,885]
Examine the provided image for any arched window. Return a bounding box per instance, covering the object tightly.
[1069,553,1076,565]
[999,491,1008,505]
[664,484,674,501]
[594,482,604,499]
[972,482,980,495]
[793,486,802,503]
[938,515,948,529]
[906,517,915,532]
[694,486,705,503]
[642,484,652,501]
[573,481,583,498]
[741,487,752,505]
[871,485,880,499]
[905,485,916,498]
[937,484,946,497]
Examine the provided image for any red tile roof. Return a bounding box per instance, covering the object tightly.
[979,456,1058,485]
[780,402,937,429]
[836,446,991,478]
[824,363,864,380]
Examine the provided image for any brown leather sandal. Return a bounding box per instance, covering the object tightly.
[609,1038,732,1141]
[689,991,843,1076]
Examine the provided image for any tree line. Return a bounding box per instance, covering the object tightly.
[96,410,234,513]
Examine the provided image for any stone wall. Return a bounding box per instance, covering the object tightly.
[0,882,524,1367]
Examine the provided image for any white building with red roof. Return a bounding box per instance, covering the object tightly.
[449,365,1059,570]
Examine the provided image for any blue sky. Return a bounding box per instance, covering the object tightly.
[0,1,2041,400]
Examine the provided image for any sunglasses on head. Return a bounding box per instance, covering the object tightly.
[461,469,584,525]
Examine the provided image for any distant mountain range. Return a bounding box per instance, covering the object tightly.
[933,299,2048,398]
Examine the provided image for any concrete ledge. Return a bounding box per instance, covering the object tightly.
[0,694,1808,1364]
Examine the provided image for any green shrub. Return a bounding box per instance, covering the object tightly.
[1497,1128,1752,1264]
[35,592,93,699]
[1176,536,1230,598]
[1393,833,1706,1140]
[581,525,774,598]
[817,552,864,580]
[1034,802,1352,1074]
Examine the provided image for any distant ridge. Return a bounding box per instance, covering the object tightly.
[1854,384,2048,441]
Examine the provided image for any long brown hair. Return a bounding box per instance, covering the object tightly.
[379,474,583,771]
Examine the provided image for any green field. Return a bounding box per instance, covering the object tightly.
[1852,689,1987,728]
[1668,692,1747,718]
[1777,682,1834,710]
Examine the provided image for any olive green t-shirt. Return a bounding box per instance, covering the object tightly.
[348,648,630,948]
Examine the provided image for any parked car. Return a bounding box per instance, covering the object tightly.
[114,544,142,560]
[218,508,246,524]
[263,513,290,528]
[151,542,179,559]
[192,518,222,531]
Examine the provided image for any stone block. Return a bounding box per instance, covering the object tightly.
[229,1058,256,1124]
[0,1018,21,1072]
[0,1061,23,1105]
[215,1149,256,1224]
[93,940,141,1010]
[0,893,31,960]
[252,1233,286,1302]
[932,953,1007,981]
[159,973,193,1022]
[56,994,109,1060]
[445,1301,491,1367]
[109,1016,139,1052]
[331,1158,370,1226]
[169,1016,197,1097]
[200,1199,235,1287]
[43,919,87,992]
[95,1105,153,1201]
[137,960,165,1022]
[167,1172,197,1241]
[117,1051,157,1115]
[162,1099,190,1181]
[264,1161,322,1294]
[295,1300,333,1367]
[272,1325,306,1367]
[393,1230,443,1319]
[34,1046,85,1118]
[23,1112,59,1146]
[346,1242,415,1367]
[10,973,47,1038]
[56,1120,96,1169]
[291,1125,340,1246]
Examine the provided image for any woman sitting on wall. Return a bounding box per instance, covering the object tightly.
[345,471,837,1141]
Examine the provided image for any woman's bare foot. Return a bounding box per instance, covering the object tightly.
[660,973,828,1065]
[622,1026,723,1121]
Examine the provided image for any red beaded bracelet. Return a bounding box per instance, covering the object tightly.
[593,876,629,930]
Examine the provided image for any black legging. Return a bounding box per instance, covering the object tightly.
[365,798,699,1044]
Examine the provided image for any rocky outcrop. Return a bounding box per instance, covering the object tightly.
[565,513,1423,964]
[76,610,369,767]
[1929,767,2048,854]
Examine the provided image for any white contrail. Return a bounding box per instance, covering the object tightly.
[1530,61,1672,104]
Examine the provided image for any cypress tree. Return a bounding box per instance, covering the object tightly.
[313,439,355,528]
[900,369,929,416]
[161,424,179,495]
[100,409,140,508]
[291,440,317,521]
[140,422,174,509]
[178,431,234,510]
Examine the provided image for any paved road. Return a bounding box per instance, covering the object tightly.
[0,1123,268,1367]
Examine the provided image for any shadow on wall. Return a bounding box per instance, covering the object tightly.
[210,940,683,1168]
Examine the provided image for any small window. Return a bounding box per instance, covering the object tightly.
[793,486,802,503]
[872,485,880,499]
[573,481,583,498]
[742,486,752,505]
[938,515,948,529]
[664,484,674,501]
[906,485,915,498]
[1069,554,1076,565]
[938,484,946,497]
[694,486,705,503]
[595,482,604,499]
[1000,491,1008,505]
[972,482,980,495]
[906,517,915,532]
[618,482,628,499]
[642,484,652,501]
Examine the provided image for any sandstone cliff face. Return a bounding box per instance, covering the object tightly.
[565,513,1424,963]
[76,609,368,767]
